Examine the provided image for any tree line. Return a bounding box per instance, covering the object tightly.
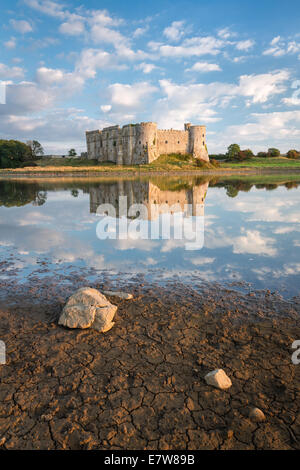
[211,144,300,161]
[0,139,80,168]
[0,140,44,168]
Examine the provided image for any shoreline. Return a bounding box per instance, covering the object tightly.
[0,279,299,450]
[1,167,300,179]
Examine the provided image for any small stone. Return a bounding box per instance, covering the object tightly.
[204,369,232,390]
[104,291,133,300]
[41,414,53,422]
[249,407,266,422]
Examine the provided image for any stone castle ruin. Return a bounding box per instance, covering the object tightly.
[89,179,208,220]
[86,122,209,164]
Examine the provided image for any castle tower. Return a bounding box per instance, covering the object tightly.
[139,122,158,164]
[188,125,209,162]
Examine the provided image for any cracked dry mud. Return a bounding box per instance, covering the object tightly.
[0,283,299,450]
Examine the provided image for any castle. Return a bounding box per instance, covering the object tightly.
[86,122,209,164]
[89,179,208,219]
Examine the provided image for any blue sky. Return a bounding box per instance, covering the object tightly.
[0,0,299,154]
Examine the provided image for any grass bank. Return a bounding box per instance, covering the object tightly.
[221,156,300,169]
[1,155,300,176]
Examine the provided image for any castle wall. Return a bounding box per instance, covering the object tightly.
[157,130,189,156]
[86,122,208,164]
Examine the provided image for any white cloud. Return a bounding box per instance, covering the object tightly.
[238,70,289,103]
[190,257,215,265]
[24,0,66,19]
[108,82,157,108]
[227,110,300,148]
[163,21,185,42]
[135,62,158,74]
[217,27,236,39]
[74,48,127,81]
[0,63,24,79]
[133,26,148,38]
[59,18,85,36]
[235,39,255,51]
[150,35,225,58]
[263,36,300,57]
[10,19,33,34]
[101,105,112,113]
[4,37,17,49]
[233,229,277,256]
[185,62,222,72]
[152,71,288,129]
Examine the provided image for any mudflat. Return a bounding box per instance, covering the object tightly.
[0,282,299,450]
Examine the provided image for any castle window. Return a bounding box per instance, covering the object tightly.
[139,141,141,144]
[178,141,180,144]
[113,141,116,147]
[165,140,168,144]
[203,141,205,146]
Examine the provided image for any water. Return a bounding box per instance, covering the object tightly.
[0,175,300,298]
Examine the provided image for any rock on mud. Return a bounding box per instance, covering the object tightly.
[204,369,232,390]
[249,407,266,422]
[58,287,117,333]
[104,291,133,300]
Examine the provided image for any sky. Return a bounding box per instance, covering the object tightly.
[0,0,299,155]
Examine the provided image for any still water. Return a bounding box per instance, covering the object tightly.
[0,175,300,297]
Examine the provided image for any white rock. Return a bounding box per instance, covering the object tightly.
[204,369,232,390]
[67,287,112,308]
[249,407,266,422]
[92,305,117,333]
[58,287,117,333]
[59,304,96,329]
[104,291,133,300]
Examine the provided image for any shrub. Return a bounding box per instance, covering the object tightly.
[210,159,220,167]
[256,151,268,158]
[195,159,206,168]
[234,150,253,161]
[287,149,300,159]
[242,149,254,159]
[267,148,281,157]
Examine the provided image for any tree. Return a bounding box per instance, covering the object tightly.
[267,148,281,157]
[242,149,254,159]
[257,151,268,158]
[0,140,32,168]
[68,148,77,157]
[287,149,300,159]
[26,140,44,159]
[227,144,241,160]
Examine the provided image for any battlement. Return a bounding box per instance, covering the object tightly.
[86,121,209,164]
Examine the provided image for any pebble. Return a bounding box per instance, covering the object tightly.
[249,407,266,422]
[204,369,232,390]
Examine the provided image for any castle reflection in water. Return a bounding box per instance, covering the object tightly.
[89,179,209,220]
